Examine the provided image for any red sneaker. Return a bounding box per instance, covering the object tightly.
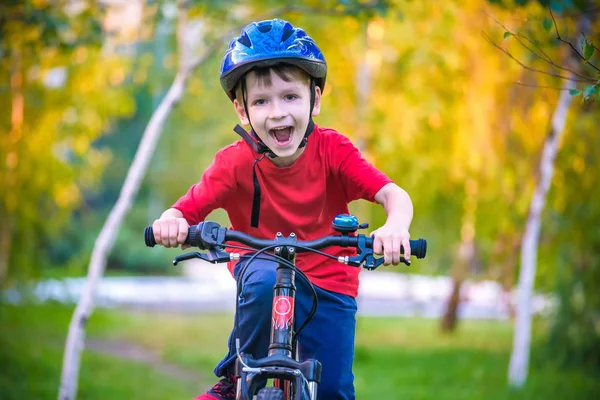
[193,374,236,400]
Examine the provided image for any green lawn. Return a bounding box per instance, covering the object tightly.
[0,302,598,399]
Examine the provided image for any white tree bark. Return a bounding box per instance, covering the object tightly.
[58,71,188,400]
[58,5,193,399]
[508,74,575,387]
[57,3,290,397]
[508,6,594,386]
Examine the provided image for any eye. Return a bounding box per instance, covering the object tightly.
[253,99,266,105]
[284,94,298,101]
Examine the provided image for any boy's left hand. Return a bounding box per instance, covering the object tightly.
[370,224,411,266]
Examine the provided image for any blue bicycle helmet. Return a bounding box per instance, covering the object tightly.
[220,19,327,101]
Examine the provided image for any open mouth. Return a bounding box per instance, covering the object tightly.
[268,126,294,147]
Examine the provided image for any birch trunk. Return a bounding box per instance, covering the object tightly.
[507,74,575,387]
[57,71,189,400]
[507,7,594,385]
[57,4,290,397]
[58,5,193,399]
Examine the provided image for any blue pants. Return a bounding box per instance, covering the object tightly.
[214,256,357,400]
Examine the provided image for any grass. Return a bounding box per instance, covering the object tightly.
[1,302,598,399]
[0,303,196,400]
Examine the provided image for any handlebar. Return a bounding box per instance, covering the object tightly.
[144,221,427,269]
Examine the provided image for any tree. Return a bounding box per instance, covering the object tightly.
[57,1,227,397]
[484,0,599,387]
[0,0,134,286]
[544,109,600,371]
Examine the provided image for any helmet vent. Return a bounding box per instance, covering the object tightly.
[281,25,294,42]
[237,32,252,48]
[257,21,272,33]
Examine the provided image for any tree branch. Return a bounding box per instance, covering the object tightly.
[549,6,600,73]
[482,10,554,63]
[481,10,597,82]
[481,31,593,83]
[512,81,575,90]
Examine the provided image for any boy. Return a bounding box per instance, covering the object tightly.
[152,19,413,400]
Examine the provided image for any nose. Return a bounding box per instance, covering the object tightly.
[268,99,286,120]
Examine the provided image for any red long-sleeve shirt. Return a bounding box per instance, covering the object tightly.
[172,125,392,297]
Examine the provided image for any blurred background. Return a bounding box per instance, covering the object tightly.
[1,0,599,399]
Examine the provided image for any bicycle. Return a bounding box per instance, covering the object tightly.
[145,213,427,400]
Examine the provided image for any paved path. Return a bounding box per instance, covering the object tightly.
[5,260,555,319]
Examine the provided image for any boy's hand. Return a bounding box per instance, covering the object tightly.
[370,224,411,266]
[152,217,190,248]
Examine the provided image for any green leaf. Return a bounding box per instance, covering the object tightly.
[583,43,594,61]
[542,18,553,33]
[503,32,512,40]
[569,89,582,96]
[583,84,599,100]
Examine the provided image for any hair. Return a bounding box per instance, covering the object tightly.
[234,63,310,101]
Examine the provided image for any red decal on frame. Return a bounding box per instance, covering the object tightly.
[272,296,294,330]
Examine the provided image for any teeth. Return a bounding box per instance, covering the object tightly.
[272,126,290,131]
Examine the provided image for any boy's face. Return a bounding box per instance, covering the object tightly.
[233,68,321,165]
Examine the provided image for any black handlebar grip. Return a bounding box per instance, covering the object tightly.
[144,226,156,247]
[410,239,427,259]
[366,238,427,259]
[144,226,195,247]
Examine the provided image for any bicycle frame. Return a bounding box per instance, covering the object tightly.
[235,242,321,400]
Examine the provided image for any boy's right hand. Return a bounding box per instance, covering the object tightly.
[152,216,190,248]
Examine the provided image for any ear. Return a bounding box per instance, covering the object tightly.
[311,85,322,117]
[233,99,250,126]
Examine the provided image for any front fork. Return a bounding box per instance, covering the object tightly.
[234,353,321,400]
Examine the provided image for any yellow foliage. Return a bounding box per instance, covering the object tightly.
[54,184,81,209]
[73,136,90,156]
[572,155,585,174]
[163,54,177,70]
[133,69,147,85]
[5,152,18,170]
[109,67,126,86]
[73,47,89,65]
[81,109,103,133]
[188,77,204,96]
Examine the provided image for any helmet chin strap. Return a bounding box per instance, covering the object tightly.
[232,76,317,228]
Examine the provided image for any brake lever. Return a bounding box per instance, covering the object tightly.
[361,255,410,270]
[173,248,233,266]
[173,252,203,266]
[363,254,381,270]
